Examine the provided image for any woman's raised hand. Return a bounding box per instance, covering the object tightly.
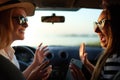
[79,43,88,65]
[33,43,50,66]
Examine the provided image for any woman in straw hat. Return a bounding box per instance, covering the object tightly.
[0,0,52,80]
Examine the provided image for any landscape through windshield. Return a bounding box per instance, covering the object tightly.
[12,8,102,47]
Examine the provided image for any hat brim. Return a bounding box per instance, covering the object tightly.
[0,2,35,16]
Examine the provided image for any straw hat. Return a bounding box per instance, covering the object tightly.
[0,0,36,16]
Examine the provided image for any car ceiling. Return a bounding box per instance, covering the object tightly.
[21,0,103,10]
[21,0,120,11]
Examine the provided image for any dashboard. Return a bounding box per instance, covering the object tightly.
[13,45,103,80]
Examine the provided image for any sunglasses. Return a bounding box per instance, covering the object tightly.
[94,19,110,32]
[12,16,28,25]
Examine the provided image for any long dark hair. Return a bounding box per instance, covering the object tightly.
[91,1,120,80]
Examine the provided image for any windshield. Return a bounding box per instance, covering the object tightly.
[12,8,102,47]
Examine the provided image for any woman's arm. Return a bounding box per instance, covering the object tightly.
[23,43,51,79]
[79,43,95,74]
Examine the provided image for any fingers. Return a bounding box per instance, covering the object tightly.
[37,46,49,58]
[40,65,52,79]
[69,63,78,80]
[79,43,85,57]
[34,43,51,65]
[38,63,52,80]
[79,43,86,63]
[41,46,48,51]
[32,60,49,72]
[31,61,52,80]
[36,43,49,53]
[36,60,50,75]
[69,63,82,80]
[36,43,43,52]
[84,52,87,59]
[69,63,86,80]
[36,43,49,58]
[39,60,50,69]
[38,43,42,47]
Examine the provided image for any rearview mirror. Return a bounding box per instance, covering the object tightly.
[41,13,65,24]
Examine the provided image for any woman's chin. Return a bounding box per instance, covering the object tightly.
[101,43,107,49]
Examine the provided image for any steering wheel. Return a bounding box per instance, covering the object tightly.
[13,46,34,71]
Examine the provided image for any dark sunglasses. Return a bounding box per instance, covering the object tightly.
[12,16,28,25]
[94,19,110,32]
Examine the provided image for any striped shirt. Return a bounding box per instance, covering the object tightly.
[100,53,120,80]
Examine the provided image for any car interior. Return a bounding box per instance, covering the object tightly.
[11,0,119,80]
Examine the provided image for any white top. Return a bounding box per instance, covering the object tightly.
[0,47,20,69]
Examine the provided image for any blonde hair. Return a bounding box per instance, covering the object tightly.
[0,9,14,49]
[0,7,27,49]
